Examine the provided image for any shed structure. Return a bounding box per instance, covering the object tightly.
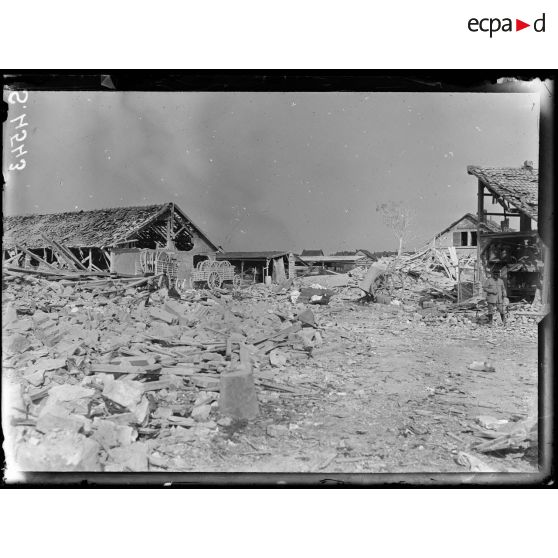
[3,202,220,281]
[214,251,294,284]
[295,254,366,274]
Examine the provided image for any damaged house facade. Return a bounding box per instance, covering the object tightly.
[467,163,542,303]
[432,212,500,257]
[2,202,221,282]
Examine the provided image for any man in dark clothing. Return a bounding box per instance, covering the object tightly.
[483,268,507,325]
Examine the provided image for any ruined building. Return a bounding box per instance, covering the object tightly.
[3,202,220,282]
[467,162,541,302]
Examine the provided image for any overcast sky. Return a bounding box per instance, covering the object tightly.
[3,90,539,253]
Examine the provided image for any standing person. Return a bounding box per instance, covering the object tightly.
[483,268,507,325]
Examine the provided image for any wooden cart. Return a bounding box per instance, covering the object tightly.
[188,260,241,290]
[135,249,179,285]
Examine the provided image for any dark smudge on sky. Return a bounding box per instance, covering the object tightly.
[3,91,539,252]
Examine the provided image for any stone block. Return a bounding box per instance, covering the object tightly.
[269,349,287,367]
[148,322,180,340]
[5,333,32,355]
[108,442,149,471]
[36,409,89,434]
[219,365,259,420]
[91,418,137,449]
[192,376,220,391]
[153,407,173,420]
[48,384,95,402]
[163,300,194,325]
[266,424,289,437]
[419,307,439,317]
[191,404,212,422]
[16,431,101,471]
[217,416,232,427]
[3,301,18,326]
[149,307,177,325]
[297,309,316,327]
[102,378,144,409]
[132,396,150,424]
[36,357,67,371]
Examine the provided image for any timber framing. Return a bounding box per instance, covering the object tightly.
[3,202,220,272]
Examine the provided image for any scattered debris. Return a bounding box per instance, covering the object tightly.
[456,451,499,473]
[468,361,496,372]
[266,424,290,437]
[2,244,539,474]
[472,417,537,454]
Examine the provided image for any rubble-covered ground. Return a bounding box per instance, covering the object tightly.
[2,270,539,476]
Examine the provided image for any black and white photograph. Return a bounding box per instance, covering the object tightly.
[1,74,553,484]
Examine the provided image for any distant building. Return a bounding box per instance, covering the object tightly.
[215,251,294,283]
[295,253,366,274]
[432,213,500,257]
[301,249,324,257]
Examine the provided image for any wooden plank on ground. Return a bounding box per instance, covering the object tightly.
[90,364,162,375]
[4,265,70,278]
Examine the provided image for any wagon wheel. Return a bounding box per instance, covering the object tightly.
[207,271,222,290]
[232,274,241,288]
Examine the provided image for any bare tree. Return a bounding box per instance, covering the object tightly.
[376,201,414,256]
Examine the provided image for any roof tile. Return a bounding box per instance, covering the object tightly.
[467,166,538,221]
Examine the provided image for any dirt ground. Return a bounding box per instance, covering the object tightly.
[146,301,539,474]
[3,274,539,478]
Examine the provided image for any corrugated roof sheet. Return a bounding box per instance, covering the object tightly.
[297,255,365,263]
[216,251,290,260]
[467,166,538,221]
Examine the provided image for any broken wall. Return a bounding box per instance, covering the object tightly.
[111,249,139,275]
[175,232,217,281]
[111,231,217,280]
[434,215,478,257]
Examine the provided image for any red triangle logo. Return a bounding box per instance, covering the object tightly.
[516,19,530,31]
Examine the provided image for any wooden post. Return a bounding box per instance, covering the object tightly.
[240,260,244,279]
[89,248,93,271]
[288,253,295,279]
[166,204,175,250]
[520,214,532,232]
[476,179,484,293]
[457,264,461,303]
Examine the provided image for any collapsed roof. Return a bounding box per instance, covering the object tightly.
[3,202,219,252]
[467,166,538,222]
